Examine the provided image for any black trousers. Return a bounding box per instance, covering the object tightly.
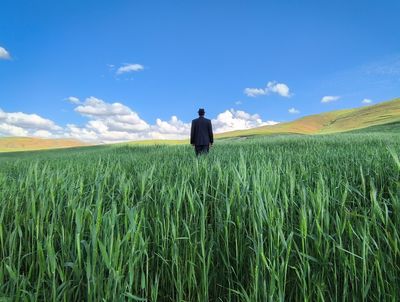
[195,145,209,156]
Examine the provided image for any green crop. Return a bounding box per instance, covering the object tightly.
[0,133,399,301]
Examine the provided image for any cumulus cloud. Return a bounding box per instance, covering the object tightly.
[116,64,144,75]
[361,98,373,104]
[146,116,191,140]
[266,82,291,97]
[0,108,62,138]
[154,116,189,135]
[0,123,28,136]
[288,107,300,114]
[212,109,278,133]
[1,97,278,143]
[67,98,279,142]
[0,46,11,60]
[244,81,291,98]
[0,109,61,131]
[63,97,150,143]
[66,97,193,143]
[321,95,340,103]
[32,130,53,138]
[75,97,133,117]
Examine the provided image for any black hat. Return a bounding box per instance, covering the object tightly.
[198,108,205,115]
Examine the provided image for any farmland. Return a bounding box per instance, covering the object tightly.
[0,137,88,153]
[0,133,399,301]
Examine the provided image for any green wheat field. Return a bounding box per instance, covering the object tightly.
[0,133,399,301]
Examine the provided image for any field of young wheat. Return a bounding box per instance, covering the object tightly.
[0,133,399,301]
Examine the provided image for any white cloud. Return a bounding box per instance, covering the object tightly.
[66,124,100,142]
[64,97,151,143]
[244,81,291,98]
[0,109,61,131]
[212,109,278,133]
[244,88,267,97]
[154,116,189,135]
[0,97,278,143]
[0,46,11,60]
[75,97,133,116]
[288,107,300,114]
[33,130,53,138]
[66,96,81,104]
[67,98,278,142]
[147,116,191,140]
[361,98,373,104]
[266,82,291,97]
[0,108,62,138]
[321,95,340,103]
[116,64,144,75]
[0,123,28,136]
[235,100,242,105]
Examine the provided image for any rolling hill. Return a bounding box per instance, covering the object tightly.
[0,137,89,152]
[217,97,400,138]
[1,98,399,152]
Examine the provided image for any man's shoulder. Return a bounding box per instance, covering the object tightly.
[192,117,211,123]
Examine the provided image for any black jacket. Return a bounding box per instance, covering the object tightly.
[190,116,214,145]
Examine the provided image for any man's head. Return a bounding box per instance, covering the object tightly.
[198,108,205,116]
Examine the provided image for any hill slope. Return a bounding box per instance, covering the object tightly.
[2,98,399,150]
[0,137,88,152]
[217,97,400,138]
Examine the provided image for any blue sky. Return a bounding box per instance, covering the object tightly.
[0,0,399,142]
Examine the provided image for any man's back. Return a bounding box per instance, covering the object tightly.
[190,116,213,146]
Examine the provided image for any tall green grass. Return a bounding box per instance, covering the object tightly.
[0,133,399,301]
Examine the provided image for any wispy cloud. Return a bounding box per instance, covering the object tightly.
[116,63,144,75]
[244,88,266,97]
[0,46,11,60]
[288,107,300,114]
[321,95,340,103]
[244,81,292,98]
[65,96,81,104]
[361,98,373,104]
[363,55,400,76]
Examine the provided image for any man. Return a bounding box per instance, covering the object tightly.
[190,108,214,156]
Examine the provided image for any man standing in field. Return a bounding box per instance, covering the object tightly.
[190,108,214,156]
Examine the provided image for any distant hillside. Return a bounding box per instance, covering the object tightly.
[347,121,400,133]
[2,98,399,151]
[0,137,88,152]
[217,97,400,138]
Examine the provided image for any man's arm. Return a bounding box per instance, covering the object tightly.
[208,120,214,145]
[190,120,195,145]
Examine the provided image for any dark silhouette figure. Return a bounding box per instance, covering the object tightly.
[190,108,214,156]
